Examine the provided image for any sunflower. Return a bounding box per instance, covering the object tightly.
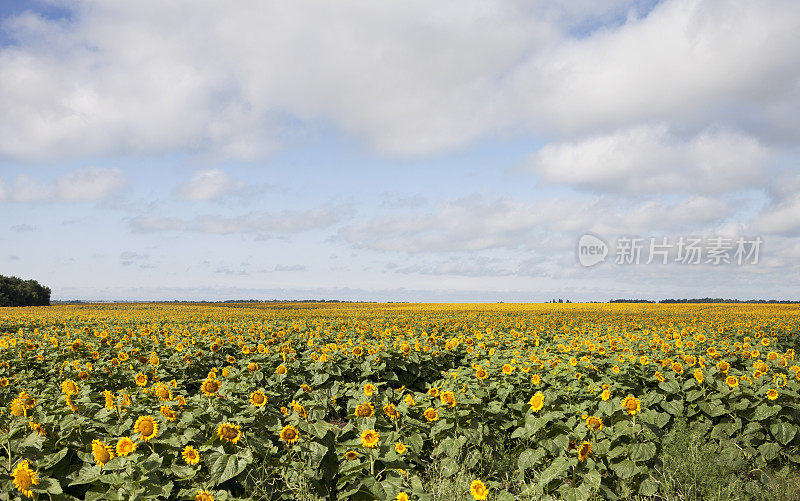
[91,439,115,468]
[355,401,375,418]
[383,403,400,420]
[153,384,171,401]
[428,387,439,398]
[475,368,488,379]
[586,416,603,431]
[275,365,287,375]
[440,391,457,408]
[250,390,267,407]
[135,373,148,387]
[726,375,739,388]
[601,389,610,401]
[10,397,26,417]
[404,394,415,406]
[247,362,258,372]
[280,424,299,444]
[344,450,358,460]
[195,491,214,501]
[693,369,705,384]
[201,378,220,396]
[160,405,177,422]
[530,374,541,385]
[182,445,200,465]
[103,390,116,411]
[622,395,641,416]
[577,441,592,461]
[217,422,242,443]
[529,392,544,412]
[61,379,79,396]
[360,429,379,448]
[423,407,439,422]
[397,492,410,501]
[291,400,307,418]
[116,437,137,456]
[766,388,779,400]
[469,479,489,500]
[29,421,46,436]
[395,442,407,454]
[134,415,159,441]
[364,383,377,396]
[501,364,515,375]
[12,460,39,498]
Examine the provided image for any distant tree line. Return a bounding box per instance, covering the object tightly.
[610,298,800,304]
[0,275,51,306]
[658,298,800,304]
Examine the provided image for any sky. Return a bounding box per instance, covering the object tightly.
[1,0,799,302]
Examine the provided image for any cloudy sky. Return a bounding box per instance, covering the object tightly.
[1,0,799,301]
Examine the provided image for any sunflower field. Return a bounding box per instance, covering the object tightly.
[0,302,798,500]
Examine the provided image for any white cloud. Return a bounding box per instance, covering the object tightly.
[528,125,770,194]
[0,167,127,202]
[339,193,741,253]
[129,205,350,235]
[0,1,797,160]
[175,169,249,201]
[750,193,800,236]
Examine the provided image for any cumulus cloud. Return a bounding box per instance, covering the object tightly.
[338,193,740,253]
[129,204,350,236]
[175,169,250,201]
[528,125,771,194]
[0,167,127,202]
[10,224,35,232]
[0,1,797,161]
[750,193,800,236]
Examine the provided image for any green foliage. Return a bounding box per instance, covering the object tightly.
[0,275,50,306]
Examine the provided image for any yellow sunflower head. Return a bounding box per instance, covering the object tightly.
[586,416,603,431]
[529,392,544,412]
[250,390,267,407]
[469,479,488,500]
[217,422,242,443]
[280,424,299,444]
[116,437,137,457]
[182,445,200,465]
[423,407,439,422]
[12,460,39,498]
[133,415,159,441]
[360,429,379,448]
[577,441,592,461]
[91,439,114,468]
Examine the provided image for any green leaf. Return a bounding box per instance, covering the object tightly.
[628,442,657,462]
[759,441,781,462]
[771,422,797,446]
[753,403,779,421]
[518,448,545,471]
[209,454,240,486]
[611,459,638,479]
[660,399,683,416]
[538,456,573,486]
[638,476,659,496]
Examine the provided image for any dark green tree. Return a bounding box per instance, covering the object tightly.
[0,275,51,306]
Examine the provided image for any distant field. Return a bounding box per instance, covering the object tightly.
[1,303,798,500]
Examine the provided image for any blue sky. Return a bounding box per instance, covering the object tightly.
[1,0,799,301]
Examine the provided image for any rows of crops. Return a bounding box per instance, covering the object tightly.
[0,302,798,500]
